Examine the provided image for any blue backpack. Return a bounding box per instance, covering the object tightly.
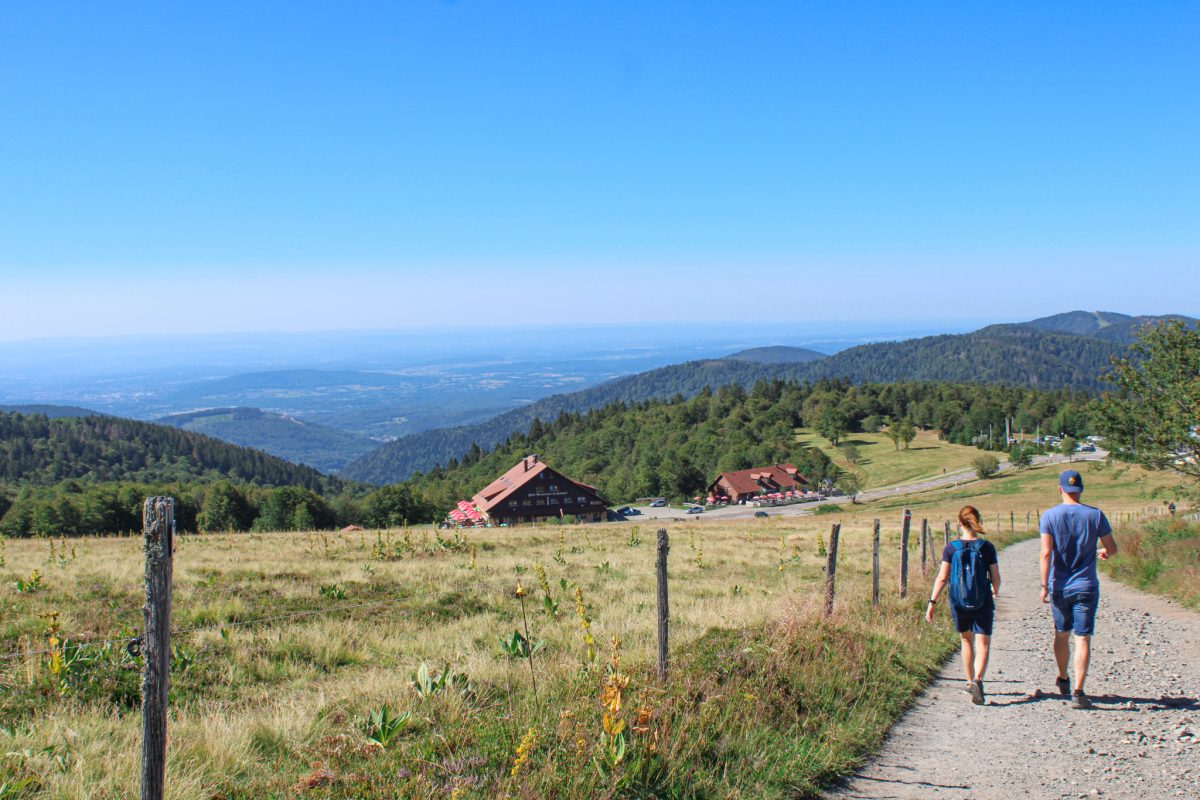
[948,540,990,612]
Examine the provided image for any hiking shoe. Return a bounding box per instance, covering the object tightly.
[971,680,986,705]
[1056,676,1071,697]
[1072,690,1093,710]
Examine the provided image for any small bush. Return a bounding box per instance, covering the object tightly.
[972,454,1000,479]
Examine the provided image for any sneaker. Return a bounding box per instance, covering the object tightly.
[971,680,986,705]
[1072,690,1092,709]
[1056,676,1071,697]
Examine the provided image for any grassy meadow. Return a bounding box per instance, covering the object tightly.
[794,427,983,488]
[1100,516,1200,608]
[0,459,1181,799]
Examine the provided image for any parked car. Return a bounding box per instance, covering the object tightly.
[686,507,704,514]
[616,506,633,515]
[753,511,769,518]
[649,499,667,507]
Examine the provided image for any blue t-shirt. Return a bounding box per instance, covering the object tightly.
[1040,503,1112,594]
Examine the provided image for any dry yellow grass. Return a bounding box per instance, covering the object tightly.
[0,458,1178,797]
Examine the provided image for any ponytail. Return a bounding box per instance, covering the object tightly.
[958,505,986,535]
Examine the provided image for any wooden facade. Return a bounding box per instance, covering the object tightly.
[472,455,609,525]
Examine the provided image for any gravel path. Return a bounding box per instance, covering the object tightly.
[825,537,1200,800]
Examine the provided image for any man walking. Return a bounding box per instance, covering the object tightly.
[1040,469,1117,709]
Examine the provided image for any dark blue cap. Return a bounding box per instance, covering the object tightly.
[1059,470,1083,493]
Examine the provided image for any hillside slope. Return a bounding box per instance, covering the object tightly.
[724,345,827,364]
[340,359,819,484]
[157,407,376,473]
[0,410,342,492]
[1017,310,1196,344]
[342,322,1129,484]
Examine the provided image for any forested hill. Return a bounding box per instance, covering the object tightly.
[340,359,818,484]
[157,407,376,474]
[0,404,96,418]
[0,411,342,493]
[724,345,827,364]
[405,379,1096,511]
[1013,311,1197,345]
[341,324,1128,484]
[801,326,1126,388]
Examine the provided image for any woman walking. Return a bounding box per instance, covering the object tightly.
[925,505,1002,704]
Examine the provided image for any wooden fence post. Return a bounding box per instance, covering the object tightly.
[823,523,840,618]
[655,529,670,683]
[872,519,880,608]
[141,496,174,800]
[899,509,911,598]
[1010,511,1014,533]
[920,518,929,576]
[944,520,950,547]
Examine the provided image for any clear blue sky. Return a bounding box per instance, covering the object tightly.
[2,2,1197,340]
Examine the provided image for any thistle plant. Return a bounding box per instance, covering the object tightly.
[469,544,478,571]
[626,526,641,548]
[0,535,6,569]
[816,532,827,557]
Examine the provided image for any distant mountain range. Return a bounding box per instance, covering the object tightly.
[156,407,377,473]
[339,311,1196,484]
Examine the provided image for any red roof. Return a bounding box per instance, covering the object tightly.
[472,456,552,513]
[710,463,807,497]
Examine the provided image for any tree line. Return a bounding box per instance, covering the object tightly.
[0,378,1104,536]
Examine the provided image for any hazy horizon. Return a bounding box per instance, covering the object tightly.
[3,4,1197,340]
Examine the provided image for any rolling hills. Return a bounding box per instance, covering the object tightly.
[157,407,376,473]
[341,314,1145,484]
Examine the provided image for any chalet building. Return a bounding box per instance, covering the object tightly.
[471,455,610,525]
[707,463,809,504]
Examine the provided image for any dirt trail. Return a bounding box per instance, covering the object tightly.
[825,538,1200,800]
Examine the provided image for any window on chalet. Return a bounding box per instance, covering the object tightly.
[548,484,559,492]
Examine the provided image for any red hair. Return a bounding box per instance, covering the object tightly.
[958,505,986,534]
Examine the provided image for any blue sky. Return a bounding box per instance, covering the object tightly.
[1,2,1197,340]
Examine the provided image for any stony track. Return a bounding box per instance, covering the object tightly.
[825,537,1200,800]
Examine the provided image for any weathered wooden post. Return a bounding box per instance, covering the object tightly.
[1010,511,1015,533]
[655,528,670,683]
[1026,510,1031,530]
[141,496,174,800]
[823,523,840,618]
[920,518,929,576]
[944,520,951,547]
[872,519,881,608]
[899,509,911,598]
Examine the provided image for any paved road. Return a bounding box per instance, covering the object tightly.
[620,452,1108,523]
[824,537,1200,800]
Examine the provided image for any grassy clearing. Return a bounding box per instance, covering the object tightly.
[0,463,1178,798]
[795,427,983,488]
[1099,516,1200,608]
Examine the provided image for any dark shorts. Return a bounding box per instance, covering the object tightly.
[950,605,994,636]
[1052,589,1099,636]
